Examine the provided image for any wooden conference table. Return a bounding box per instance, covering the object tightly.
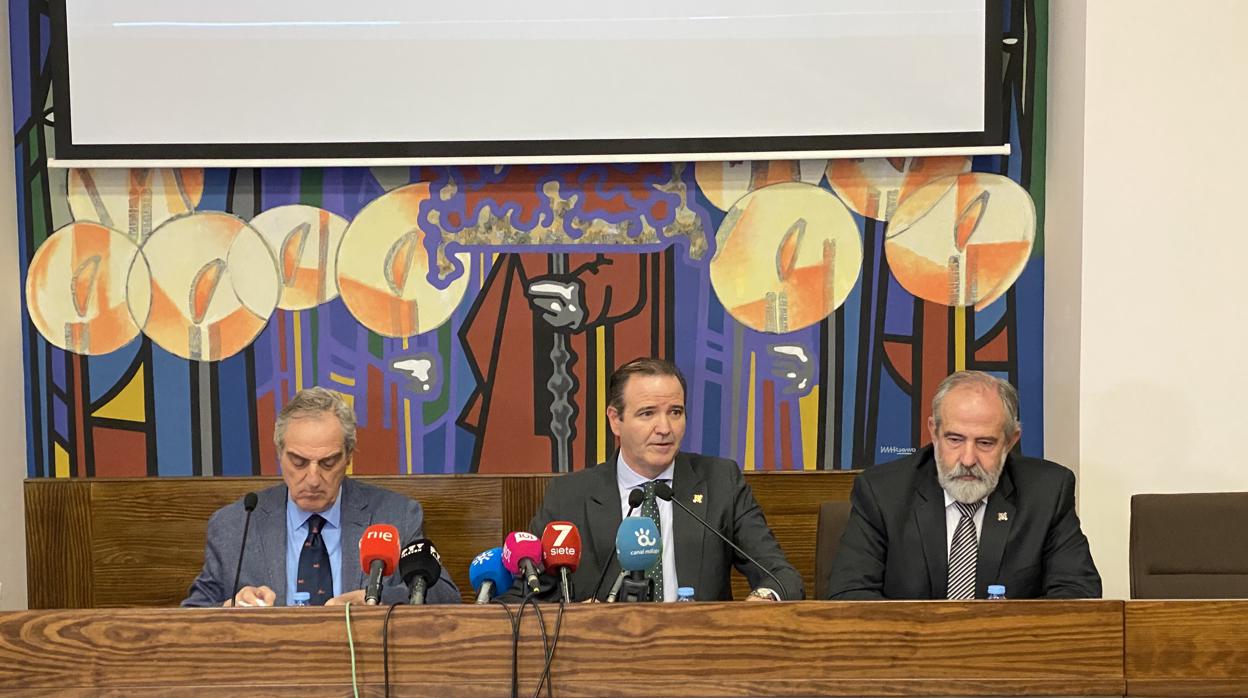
[0,599,1242,696]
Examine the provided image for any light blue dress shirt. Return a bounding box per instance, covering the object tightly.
[285,487,344,601]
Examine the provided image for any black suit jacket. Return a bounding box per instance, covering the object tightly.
[825,446,1101,599]
[529,452,804,600]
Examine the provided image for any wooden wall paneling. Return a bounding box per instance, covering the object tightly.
[23,480,92,608]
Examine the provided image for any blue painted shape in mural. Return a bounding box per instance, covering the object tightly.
[699,380,723,459]
[198,169,231,210]
[216,351,255,475]
[260,169,301,209]
[8,0,32,127]
[883,274,914,336]
[52,394,67,441]
[975,292,1008,339]
[87,341,141,404]
[839,268,864,470]
[874,363,917,466]
[422,422,446,475]
[1013,259,1045,458]
[50,347,65,388]
[454,424,475,475]
[151,346,193,476]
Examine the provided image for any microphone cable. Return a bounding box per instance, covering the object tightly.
[515,591,554,698]
[490,595,521,698]
[531,598,565,698]
[344,602,361,698]
[382,602,401,698]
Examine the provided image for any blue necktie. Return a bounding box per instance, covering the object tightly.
[297,514,332,606]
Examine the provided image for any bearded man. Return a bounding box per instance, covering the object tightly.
[825,371,1101,599]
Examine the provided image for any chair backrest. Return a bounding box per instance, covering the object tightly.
[814,500,853,599]
[1130,492,1248,599]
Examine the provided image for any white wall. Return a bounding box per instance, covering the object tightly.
[0,0,29,609]
[1046,0,1248,599]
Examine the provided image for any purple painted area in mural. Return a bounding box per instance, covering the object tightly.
[53,395,66,440]
[883,274,915,336]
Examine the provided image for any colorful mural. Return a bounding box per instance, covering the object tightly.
[10,0,1049,477]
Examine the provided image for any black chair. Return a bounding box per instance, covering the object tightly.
[1130,492,1248,599]
[814,500,853,599]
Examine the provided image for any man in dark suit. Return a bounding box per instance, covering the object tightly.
[529,358,803,601]
[182,387,459,607]
[826,370,1100,600]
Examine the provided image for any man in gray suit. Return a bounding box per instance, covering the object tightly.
[530,358,803,601]
[826,370,1100,600]
[183,387,459,607]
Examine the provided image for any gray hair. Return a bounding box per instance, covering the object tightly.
[931,370,1021,439]
[274,386,358,456]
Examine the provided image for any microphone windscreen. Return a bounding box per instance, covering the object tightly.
[652,481,674,502]
[243,492,259,512]
[502,531,543,575]
[541,521,582,572]
[627,487,645,509]
[615,516,661,572]
[468,547,514,594]
[398,538,443,587]
[359,524,401,576]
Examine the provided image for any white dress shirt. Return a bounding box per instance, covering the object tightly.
[943,490,987,557]
[616,454,677,602]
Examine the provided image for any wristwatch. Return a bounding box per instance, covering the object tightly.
[748,588,780,601]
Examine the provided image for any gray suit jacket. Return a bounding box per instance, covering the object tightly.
[529,452,804,601]
[826,446,1101,600]
[183,478,460,606]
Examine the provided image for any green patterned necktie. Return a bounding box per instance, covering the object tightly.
[641,481,664,601]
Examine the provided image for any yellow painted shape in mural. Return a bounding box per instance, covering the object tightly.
[709,183,863,334]
[129,212,280,361]
[26,222,143,355]
[800,385,819,470]
[94,364,146,422]
[336,183,471,338]
[884,173,1036,310]
[744,352,757,471]
[250,205,349,310]
[67,168,204,244]
[54,442,70,478]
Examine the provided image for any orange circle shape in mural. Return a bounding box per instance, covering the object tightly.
[826,156,971,221]
[26,222,143,355]
[709,182,863,334]
[67,168,205,244]
[250,205,349,310]
[336,182,470,338]
[885,173,1036,310]
[126,212,279,361]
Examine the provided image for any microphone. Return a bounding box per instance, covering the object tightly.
[503,531,544,594]
[606,516,661,603]
[468,547,514,604]
[588,487,646,601]
[229,492,259,605]
[541,522,582,603]
[652,481,789,600]
[398,538,442,605]
[359,524,400,605]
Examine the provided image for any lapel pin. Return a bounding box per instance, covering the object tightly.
[998,512,1008,522]
[693,494,704,504]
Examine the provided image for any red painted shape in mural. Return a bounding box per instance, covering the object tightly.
[352,365,398,475]
[919,301,950,448]
[257,392,278,475]
[883,340,914,388]
[779,401,794,470]
[762,380,776,471]
[92,427,147,477]
[460,251,669,473]
[976,325,1010,363]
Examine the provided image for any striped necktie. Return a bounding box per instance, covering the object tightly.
[947,501,982,600]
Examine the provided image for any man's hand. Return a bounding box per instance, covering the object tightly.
[325,589,367,606]
[746,588,780,602]
[226,585,276,607]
